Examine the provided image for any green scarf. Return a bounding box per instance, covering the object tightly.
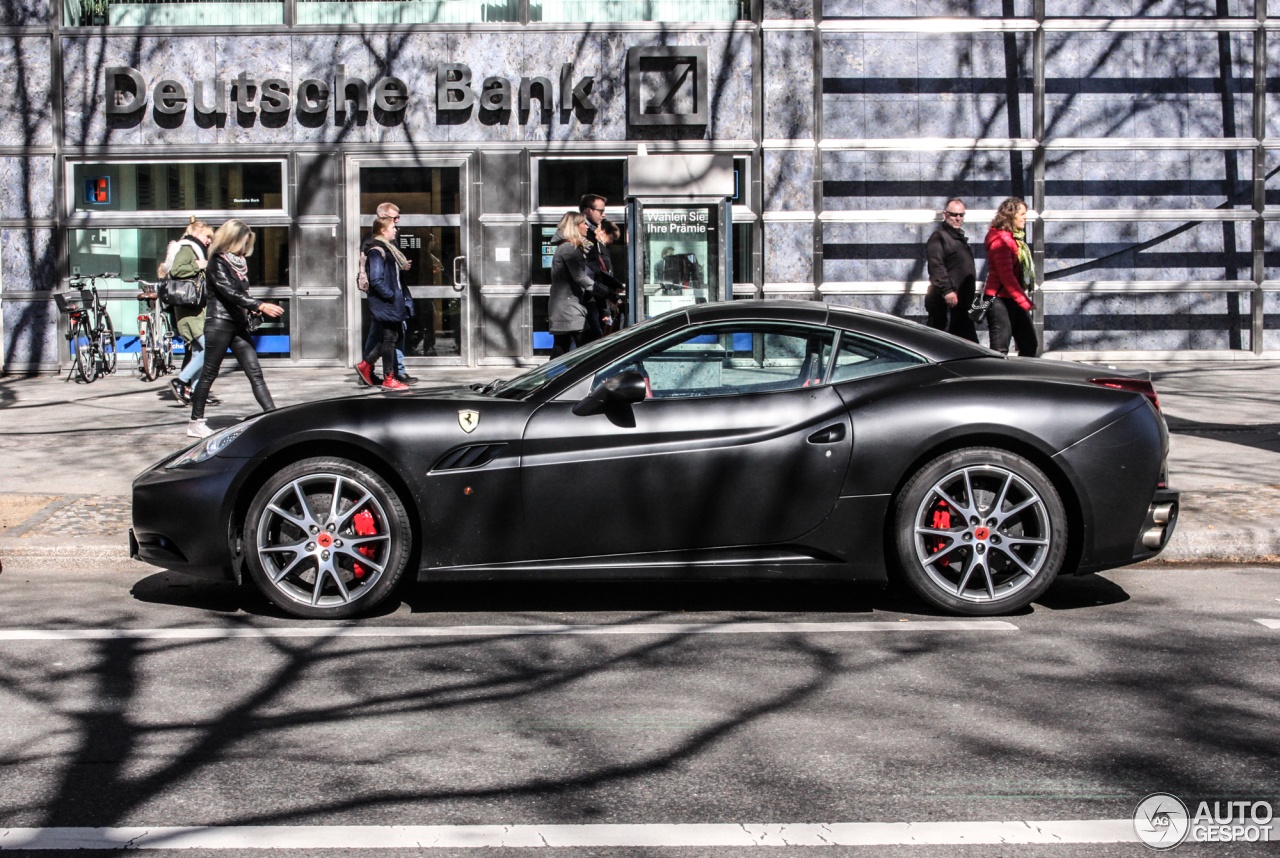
[376,237,410,271]
[1012,228,1034,287]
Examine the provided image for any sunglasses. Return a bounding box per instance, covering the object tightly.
[944,211,965,218]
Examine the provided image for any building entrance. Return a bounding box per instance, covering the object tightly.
[348,159,468,365]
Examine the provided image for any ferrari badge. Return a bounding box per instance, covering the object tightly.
[458,410,480,433]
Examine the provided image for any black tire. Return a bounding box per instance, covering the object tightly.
[244,457,412,619]
[139,329,158,381]
[98,311,117,374]
[71,317,95,383]
[894,447,1067,616]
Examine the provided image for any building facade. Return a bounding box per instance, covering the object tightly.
[0,0,1275,372]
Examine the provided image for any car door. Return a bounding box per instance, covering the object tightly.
[520,322,853,559]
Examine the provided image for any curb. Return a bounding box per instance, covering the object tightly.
[1157,527,1280,563]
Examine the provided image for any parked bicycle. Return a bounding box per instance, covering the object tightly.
[127,278,176,381]
[56,273,118,383]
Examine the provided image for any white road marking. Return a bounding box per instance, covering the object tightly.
[1255,618,1280,629]
[0,820,1135,849]
[0,621,1017,641]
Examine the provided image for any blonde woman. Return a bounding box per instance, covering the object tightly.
[547,210,594,357]
[188,219,284,438]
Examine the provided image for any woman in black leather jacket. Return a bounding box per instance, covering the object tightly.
[187,219,284,438]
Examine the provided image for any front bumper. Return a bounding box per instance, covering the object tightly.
[130,454,247,580]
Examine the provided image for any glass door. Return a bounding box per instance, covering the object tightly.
[349,158,468,365]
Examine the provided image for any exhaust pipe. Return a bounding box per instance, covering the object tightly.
[1142,527,1165,551]
[1152,503,1174,525]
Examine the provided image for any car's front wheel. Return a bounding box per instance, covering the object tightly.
[894,447,1067,616]
[244,457,411,619]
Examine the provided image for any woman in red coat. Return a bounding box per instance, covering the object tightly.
[983,197,1039,357]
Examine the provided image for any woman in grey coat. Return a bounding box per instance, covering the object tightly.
[548,211,595,358]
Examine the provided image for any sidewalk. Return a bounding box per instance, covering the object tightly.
[1,359,1278,569]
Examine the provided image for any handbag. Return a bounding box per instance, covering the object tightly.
[969,288,993,324]
[244,309,264,333]
[159,274,205,307]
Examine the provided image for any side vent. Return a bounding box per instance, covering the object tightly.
[432,443,506,472]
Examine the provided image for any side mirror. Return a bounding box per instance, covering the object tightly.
[572,370,647,416]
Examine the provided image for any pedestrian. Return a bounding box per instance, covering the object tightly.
[923,198,979,343]
[548,211,594,358]
[359,202,417,384]
[167,217,213,405]
[982,197,1039,357]
[577,194,608,341]
[354,215,413,391]
[188,220,285,438]
[593,218,625,334]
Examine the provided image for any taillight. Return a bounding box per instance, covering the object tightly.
[1088,377,1160,412]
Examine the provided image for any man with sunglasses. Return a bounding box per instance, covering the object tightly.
[923,197,979,343]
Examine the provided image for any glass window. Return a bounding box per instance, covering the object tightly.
[531,221,629,288]
[360,166,460,216]
[530,0,747,21]
[538,159,625,210]
[297,0,517,23]
[251,298,291,359]
[72,162,284,213]
[595,323,836,399]
[732,221,752,286]
[830,332,925,384]
[66,0,284,26]
[67,227,289,288]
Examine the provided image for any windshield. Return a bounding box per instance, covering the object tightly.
[492,315,676,400]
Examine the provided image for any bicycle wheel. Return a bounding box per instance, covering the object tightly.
[98,310,117,375]
[160,317,175,374]
[138,326,157,381]
[71,317,95,383]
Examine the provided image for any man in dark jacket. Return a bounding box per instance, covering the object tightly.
[924,198,979,343]
[578,194,608,341]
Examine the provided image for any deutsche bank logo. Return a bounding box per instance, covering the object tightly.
[627,46,708,126]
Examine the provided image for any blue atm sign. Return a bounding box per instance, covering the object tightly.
[84,176,110,204]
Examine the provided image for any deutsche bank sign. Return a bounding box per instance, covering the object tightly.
[627,46,709,126]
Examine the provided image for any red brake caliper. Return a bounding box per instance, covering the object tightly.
[930,501,951,567]
[352,509,377,578]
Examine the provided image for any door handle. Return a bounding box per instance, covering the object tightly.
[453,256,467,292]
[807,423,846,444]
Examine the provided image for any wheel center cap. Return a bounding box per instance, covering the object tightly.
[316,532,334,549]
[974,526,990,541]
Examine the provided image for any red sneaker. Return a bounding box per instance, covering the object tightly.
[355,361,374,386]
[381,376,409,391]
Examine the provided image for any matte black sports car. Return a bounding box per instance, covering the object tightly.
[131,301,1178,618]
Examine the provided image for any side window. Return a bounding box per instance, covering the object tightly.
[594,324,836,399]
[831,332,927,383]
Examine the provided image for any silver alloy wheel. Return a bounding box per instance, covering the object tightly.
[912,465,1051,603]
[254,472,393,608]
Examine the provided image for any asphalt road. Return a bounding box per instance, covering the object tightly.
[0,563,1277,856]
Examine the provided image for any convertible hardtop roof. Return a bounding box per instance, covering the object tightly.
[683,300,994,363]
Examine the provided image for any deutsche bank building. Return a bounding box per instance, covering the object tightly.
[0,0,1276,372]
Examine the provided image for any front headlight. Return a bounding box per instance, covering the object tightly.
[166,416,264,469]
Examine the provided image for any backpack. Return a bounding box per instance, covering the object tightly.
[357,249,370,292]
[357,245,384,293]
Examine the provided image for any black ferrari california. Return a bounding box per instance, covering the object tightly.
[131,301,1178,618]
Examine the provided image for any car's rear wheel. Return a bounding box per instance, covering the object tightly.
[244,457,411,619]
[894,447,1067,616]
